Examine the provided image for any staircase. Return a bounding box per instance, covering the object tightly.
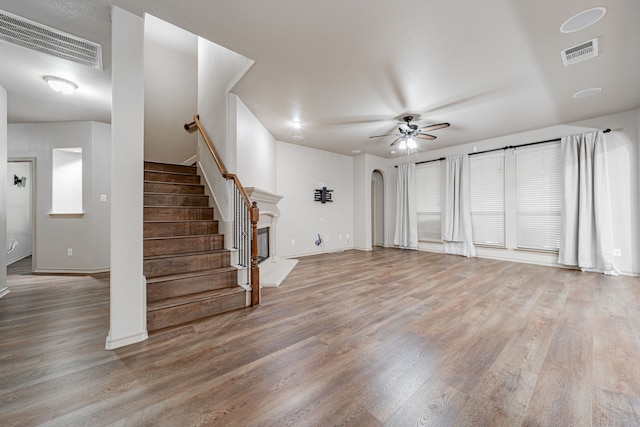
[143,161,248,331]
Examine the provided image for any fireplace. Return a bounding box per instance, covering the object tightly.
[257,227,269,264]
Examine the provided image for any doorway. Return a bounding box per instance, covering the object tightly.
[371,170,385,247]
[7,159,34,270]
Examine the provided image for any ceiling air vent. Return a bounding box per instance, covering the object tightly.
[0,9,102,69]
[561,38,598,66]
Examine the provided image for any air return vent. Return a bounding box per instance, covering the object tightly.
[561,38,598,66]
[0,9,102,69]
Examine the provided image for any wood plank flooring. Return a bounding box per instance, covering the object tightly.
[1,249,640,426]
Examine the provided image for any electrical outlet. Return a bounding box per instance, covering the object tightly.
[67,248,73,256]
[339,235,342,240]
[325,235,329,241]
[613,248,622,257]
[346,234,350,240]
[291,239,296,245]
[100,194,107,202]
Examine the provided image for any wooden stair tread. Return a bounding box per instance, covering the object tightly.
[143,161,247,331]
[147,287,246,312]
[143,248,228,261]
[146,267,237,284]
[143,219,217,223]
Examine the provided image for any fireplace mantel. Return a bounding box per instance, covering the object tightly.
[245,187,283,205]
[244,187,297,287]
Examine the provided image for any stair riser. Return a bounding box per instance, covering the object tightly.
[144,235,225,257]
[147,270,238,301]
[147,291,246,331]
[144,194,209,207]
[144,162,197,174]
[144,252,230,277]
[144,221,218,238]
[144,171,200,185]
[144,182,204,195]
[144,207,214,221]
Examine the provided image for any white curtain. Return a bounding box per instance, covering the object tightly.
[558,130,616,275]
[442,154,476,257]
[394,163,418,249]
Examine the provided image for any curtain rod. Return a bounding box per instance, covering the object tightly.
[398,128,612,166]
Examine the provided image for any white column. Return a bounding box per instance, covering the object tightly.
[105,7,147,349]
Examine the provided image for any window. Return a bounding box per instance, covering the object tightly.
[515,142,562,251]
[416,161,441,241]
[52,148,83,213]
[469,153,505,246]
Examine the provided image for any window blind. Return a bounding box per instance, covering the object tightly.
[415,162,441,241]
[515,142,562,251]
[469,153,505,246]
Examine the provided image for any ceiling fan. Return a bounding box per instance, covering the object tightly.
[369,115,450,149]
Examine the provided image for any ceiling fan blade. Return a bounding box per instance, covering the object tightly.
[389,137,402,146]
[369,133,396,138]
[417,134,437,140]
[420,122,450,132]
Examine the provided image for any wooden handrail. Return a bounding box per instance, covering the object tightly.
[184,114,260,306]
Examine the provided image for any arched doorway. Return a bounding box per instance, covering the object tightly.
[371,170,385,247]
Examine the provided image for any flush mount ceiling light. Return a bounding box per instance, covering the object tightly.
[43,76,78,94]
[573,87,602,98]
[560,7,606,33]
[290,120,304,140]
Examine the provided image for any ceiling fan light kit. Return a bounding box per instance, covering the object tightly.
[369,115,450,150]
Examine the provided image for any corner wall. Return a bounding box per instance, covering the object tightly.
[144,15,198,164]
[197,38,253,221]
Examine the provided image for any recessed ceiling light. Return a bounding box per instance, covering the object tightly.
[573,87,602,98]
[351,149,361,154]
[43,76,78,94]
[291,121,302,129]
[560,7,606,33]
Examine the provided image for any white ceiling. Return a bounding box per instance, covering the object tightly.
[1,0,639,158]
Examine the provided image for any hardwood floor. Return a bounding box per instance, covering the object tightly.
[1,249,639,426]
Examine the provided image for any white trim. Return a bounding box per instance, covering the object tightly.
[0,287,9,298]
[105,329,148,350]
[32,267,110,274]
[181,154,198,166]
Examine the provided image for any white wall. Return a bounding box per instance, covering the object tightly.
[276,141,353,257]
[106,6,147,350]
[91,123,111,269]
[372,170,384,246]
[233,95,277,192]
[353,153,392,250]
[144,15,198,164]
[0,84,7,295]
[6,161,32,264]
[7,122,111,273]
[390,109,640,275]
[197,38,253,221]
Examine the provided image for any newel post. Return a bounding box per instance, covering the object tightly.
[250,201,260,306]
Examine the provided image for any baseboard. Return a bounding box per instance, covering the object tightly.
[105,330,148,350]
[6,251,32,266]
[32,267,110,274]
[0,287,9,298]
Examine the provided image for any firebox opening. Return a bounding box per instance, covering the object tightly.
[257,227,269,264]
